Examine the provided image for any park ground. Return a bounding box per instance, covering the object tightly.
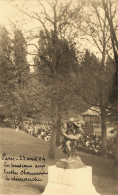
[0,127,118,195]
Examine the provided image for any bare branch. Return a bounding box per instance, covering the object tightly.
[56,0,72,22]
[82,91,118,114]
[37,0,54,24]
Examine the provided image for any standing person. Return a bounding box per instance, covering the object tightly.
[16,125,19,132]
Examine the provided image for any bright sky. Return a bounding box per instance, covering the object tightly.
[0,1,37,30]
[0,1,12,27]
[0,0,103,60]
[0,0,78,29]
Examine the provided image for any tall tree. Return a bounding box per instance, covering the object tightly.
[77,0,114,156]
[12,29,30,125]
[18,0,84,159]
[0,25,16,117]
[78,49,114,155]
[13,29,29,87]
[34,29,85,146]
[101,0,118,164]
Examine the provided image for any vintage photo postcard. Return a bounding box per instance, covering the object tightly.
[0,0,118,194]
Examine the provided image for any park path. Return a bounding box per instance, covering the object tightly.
[0,127,118,195]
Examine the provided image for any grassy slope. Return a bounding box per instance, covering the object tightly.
[0,127,118,195]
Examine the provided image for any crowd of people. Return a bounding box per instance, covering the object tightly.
[2,117,116,159]
[23,120,52,142]
[76,133,116,158]
[22,118,116,159]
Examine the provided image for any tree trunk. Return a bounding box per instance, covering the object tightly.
[48,94,58,159]
[56,110,61,146]
[48,123,56,159]
[114,132,118,165]
[47,2,58,159]
[114,99,118,165]
[101,107,107,156]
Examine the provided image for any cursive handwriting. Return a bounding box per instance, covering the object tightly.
[1,153,46,162]
[1,153,48,182]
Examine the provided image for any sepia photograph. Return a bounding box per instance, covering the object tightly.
[0,0,118,194]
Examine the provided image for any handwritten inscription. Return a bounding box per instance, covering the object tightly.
[1,153,48,182]
[1,153,46,162]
